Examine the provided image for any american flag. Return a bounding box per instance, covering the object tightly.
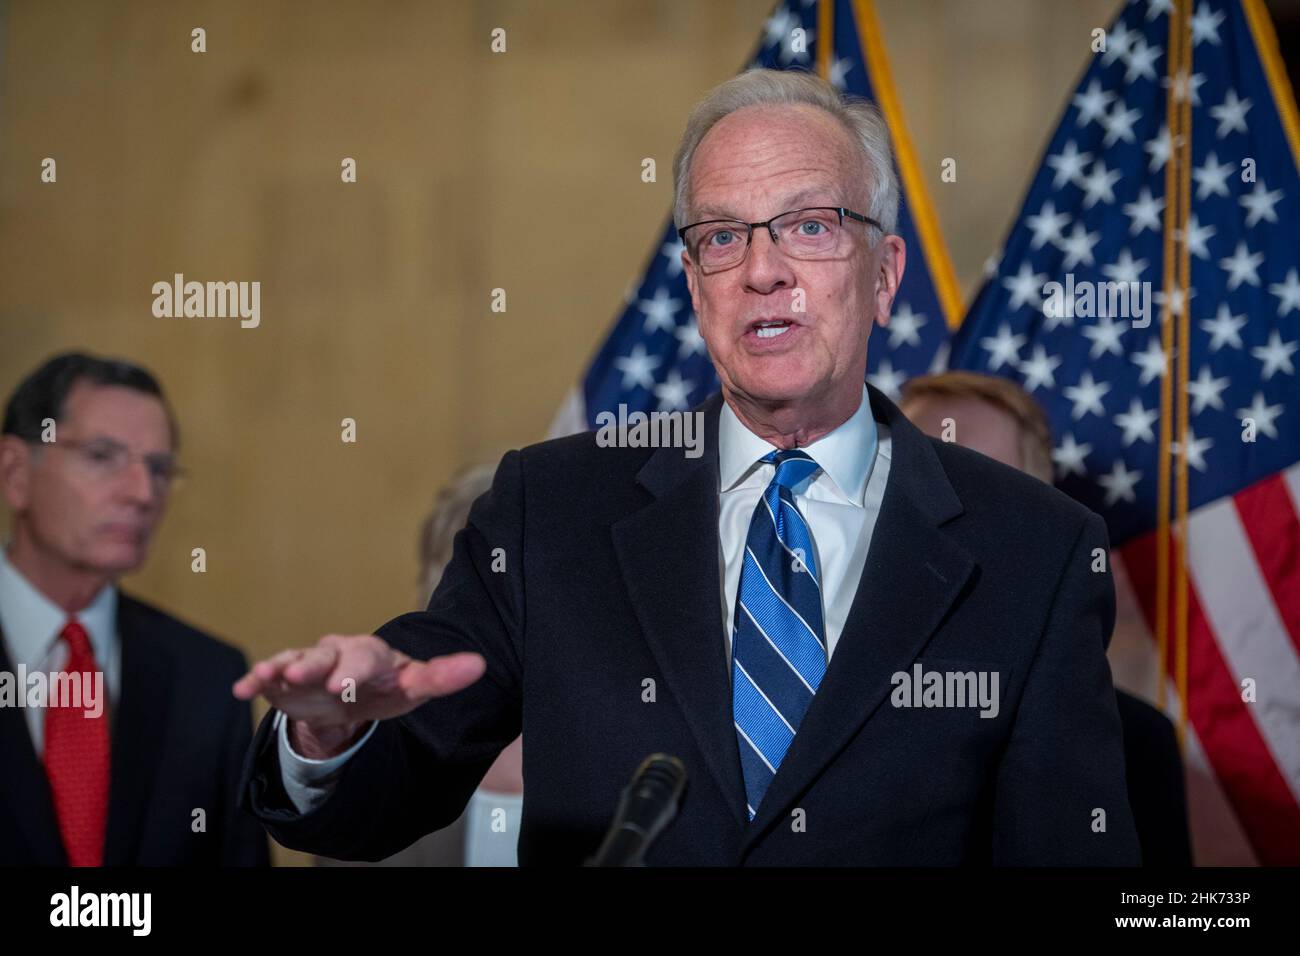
[550,0,961,434]
[949,0,1300,864]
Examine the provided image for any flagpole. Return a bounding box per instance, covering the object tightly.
[1155,0,1182,723]
[1242,0,1300,169]
[853,0,965,329]
[817,0,833,81]
[1174,0,1194,751]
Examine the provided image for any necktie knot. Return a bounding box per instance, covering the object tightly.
[59,619,94,662]
[762,448,820,491]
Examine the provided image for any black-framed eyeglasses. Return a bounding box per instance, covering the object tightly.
[678,206,883,274]
[31,436,185,491]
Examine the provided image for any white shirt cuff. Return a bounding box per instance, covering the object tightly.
[275,710,378,815]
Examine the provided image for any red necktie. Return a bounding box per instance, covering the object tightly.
[43,618,111,866]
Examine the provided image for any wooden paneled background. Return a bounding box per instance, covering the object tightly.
[2,0,1133,862]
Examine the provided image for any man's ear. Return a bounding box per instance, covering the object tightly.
[873,235,907,328]
[0,436,34,511]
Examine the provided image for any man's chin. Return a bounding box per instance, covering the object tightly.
[86,545,148,578]
[729,370,819,407]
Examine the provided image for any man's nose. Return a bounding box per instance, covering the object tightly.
[742,226,794,291]
[117,459,159,505]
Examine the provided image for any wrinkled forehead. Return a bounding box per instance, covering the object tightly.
[59,382,173,451]
[689,103,866,218]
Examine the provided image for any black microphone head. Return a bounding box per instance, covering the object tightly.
[630,753,687,804]
[586,753,688,866]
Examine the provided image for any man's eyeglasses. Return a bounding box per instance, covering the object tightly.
[36,437,185,491]
[678,206,883,274]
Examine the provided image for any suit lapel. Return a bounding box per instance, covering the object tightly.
[741,385,975,848]
[610,386,976,842]
[0,625,67,864]
[102,594,174,866]
[610,392,751,830]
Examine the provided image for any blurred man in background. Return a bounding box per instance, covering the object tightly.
[900,370,1192,866]
[0,351,267,865]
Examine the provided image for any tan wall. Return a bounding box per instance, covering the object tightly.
[0,0,1116,861]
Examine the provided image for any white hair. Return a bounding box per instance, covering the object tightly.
[672,68,899,236]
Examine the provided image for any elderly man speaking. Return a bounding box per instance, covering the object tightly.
[235,69,1139,866]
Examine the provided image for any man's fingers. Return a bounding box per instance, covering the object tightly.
[255,648,303,681]
[232,672,261,700]
[283,644,340,685]
[234,648,303,699]
[231,638,479,721]
[323,639,403,695]
[232,636,369,701]
[399,652,487,702]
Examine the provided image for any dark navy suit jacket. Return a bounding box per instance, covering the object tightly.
[241,385,1140,865]
[0,593,269,866]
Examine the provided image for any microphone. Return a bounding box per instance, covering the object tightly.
[585,754,687,866]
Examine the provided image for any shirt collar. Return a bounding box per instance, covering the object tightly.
[718,383,879,506]
[0,541,117,666]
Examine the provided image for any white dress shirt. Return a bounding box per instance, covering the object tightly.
[277,385,891,826]
[718,382,890,663]
[0,542,121,755]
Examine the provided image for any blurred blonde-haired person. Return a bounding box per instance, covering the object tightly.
[317,462,523,867]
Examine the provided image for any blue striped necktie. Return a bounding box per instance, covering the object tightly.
[731,448,827,820]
